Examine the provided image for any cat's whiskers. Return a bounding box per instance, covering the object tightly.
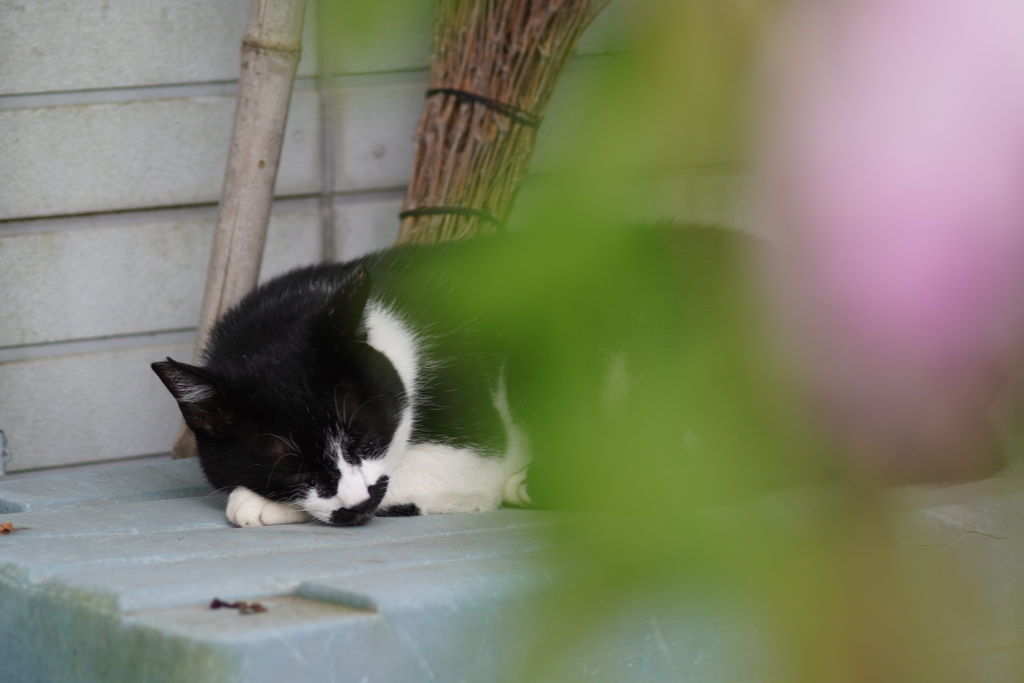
[257,432,299,453]
[203,485,234,500]
[332,385,350,425]
[265,451,302,491]
[384,458,416,478]
[334,386,367,429]
[285,462,311,503]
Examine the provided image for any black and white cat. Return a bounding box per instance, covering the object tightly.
[153,226,740,527]
[153,237,537,527]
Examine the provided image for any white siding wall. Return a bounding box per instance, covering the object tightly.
[0,0,741,474]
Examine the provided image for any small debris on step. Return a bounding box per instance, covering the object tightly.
[210,597,268,615]
[0,522,22,535]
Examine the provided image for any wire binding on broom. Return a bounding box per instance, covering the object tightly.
[399,206,507,229]
[424,88,542,129]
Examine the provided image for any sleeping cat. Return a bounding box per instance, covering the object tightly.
[153,226,741,527]
[153,236,541,527]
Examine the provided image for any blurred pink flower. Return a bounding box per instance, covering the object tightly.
[757,0,1024,481]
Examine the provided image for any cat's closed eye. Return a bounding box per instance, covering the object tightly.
[246,434,304,474]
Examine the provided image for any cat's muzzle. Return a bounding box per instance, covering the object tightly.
[328,475,389,526]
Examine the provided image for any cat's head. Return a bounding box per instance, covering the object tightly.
[152,268,408,526]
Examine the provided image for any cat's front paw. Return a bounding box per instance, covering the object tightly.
[226,487,312,527]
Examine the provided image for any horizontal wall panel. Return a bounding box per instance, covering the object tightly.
[331,192,404,261]
[531,55,741,177]
[318,0,630,77]
[0,171,743,473]
[0,342,194,472]
[330,78,424,193]
[0,0,317,97]
[576,0,633,56]
[0,91,320,221]
[324,58,634,198]
[318,0,432,76]
[530,59,622,175]
[0,206,322,349]
[510,168,746,233]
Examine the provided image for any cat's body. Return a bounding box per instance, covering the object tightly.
[154,226,742,527]
[154,237,536,526]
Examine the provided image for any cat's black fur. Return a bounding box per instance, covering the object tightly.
[154,236,538,525]
[153,226,743,526]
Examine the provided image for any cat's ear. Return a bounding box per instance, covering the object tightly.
[151,358,238,438]
[326,266,372,342]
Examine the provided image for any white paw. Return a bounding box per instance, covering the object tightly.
[502,467,531,505]
[226,487,312,527]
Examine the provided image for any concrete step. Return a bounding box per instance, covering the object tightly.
[4,459,1024,682]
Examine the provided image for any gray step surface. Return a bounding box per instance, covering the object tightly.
[3,459,1024,682]
[0,460,570,683]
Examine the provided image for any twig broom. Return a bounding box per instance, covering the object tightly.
[397,0,610,246]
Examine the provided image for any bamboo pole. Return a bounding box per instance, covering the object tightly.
[172,0,308,459]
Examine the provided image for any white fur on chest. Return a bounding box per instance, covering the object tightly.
[365,302,420,398]
[365,301,419,462]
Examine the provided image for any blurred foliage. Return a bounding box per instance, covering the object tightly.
[319,1,1011,681]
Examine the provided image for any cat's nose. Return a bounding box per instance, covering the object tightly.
[328,476,389,526]
[335,470,388,507]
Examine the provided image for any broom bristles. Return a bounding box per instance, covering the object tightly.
[397,0,610,245]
